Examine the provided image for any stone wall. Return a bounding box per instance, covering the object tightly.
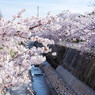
[46,44,95,90]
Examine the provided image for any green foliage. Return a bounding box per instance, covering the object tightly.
[72,40,79,43]
[78,14,86,18]
[80,15,85,17]
[10,49,16,58]
[18,42,22,45]
[72,39,85,43]
[0,47,3,50]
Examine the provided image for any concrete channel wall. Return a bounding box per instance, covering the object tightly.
[46,44,95,93]
[56,65,95,95]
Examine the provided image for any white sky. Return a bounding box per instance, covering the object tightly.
[0,0,94,19]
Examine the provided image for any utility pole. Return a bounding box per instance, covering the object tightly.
[37,6,39,17]
[0,10,2,19]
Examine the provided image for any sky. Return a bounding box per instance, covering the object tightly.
[0,0,94,19]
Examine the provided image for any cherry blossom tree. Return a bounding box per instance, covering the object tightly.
[0,9,54,95]
[0,8,95,94]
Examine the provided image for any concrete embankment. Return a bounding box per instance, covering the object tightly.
[45,44,95,94]
[56,65,95,95]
